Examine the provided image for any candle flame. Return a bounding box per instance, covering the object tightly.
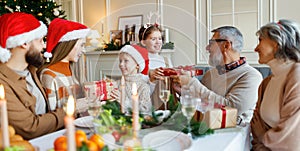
[66,95,75,116]
[0,84,5,100]
[132,83,137,96]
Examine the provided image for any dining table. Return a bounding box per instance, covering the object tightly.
[29,121,250,151]
[30,98,250,151]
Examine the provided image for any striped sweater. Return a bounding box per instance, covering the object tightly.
[39,62,75,110]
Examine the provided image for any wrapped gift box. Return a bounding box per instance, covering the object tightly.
[96,79,117,100]
[83,79,117,101]
[203,106,237,129]
[162,65,203,76]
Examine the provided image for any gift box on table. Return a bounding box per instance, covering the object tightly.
[203,106,237,129]
[83,79,117,101]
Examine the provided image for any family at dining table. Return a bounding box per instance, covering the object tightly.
[0,11,299,150]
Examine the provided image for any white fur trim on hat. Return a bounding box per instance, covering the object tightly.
[43,52,52,58]
[0,47,11,63]
[60,28,90,42]
[6,21,47,48]
[120,45,145,72]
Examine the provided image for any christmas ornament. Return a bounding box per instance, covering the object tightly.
[53,9,59,16]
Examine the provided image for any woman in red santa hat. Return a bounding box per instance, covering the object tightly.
[37,18,90,111]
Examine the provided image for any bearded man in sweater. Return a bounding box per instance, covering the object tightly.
[177,26,263,124]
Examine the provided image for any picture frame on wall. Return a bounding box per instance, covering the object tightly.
[118,15,143,44]
[110,30,123,47]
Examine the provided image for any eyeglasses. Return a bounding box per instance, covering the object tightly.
[208,39,231,45]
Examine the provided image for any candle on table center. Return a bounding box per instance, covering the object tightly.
[65,95,76,151]
[0,84,10,148]
[131,83,139,137]
[120,76,125,113]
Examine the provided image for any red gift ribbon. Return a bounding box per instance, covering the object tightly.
[96,80,107,100]
[220,106,227,128]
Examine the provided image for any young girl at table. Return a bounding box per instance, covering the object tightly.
[138,24,174,109]
[110,45,152,115]
[38,18,90,111]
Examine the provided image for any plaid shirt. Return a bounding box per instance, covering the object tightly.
[216,57,246,75]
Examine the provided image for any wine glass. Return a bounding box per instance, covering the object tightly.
[87,98,102,119]
[195,98,214,114]
[158,76,171,111]
[61,85,77,113]
[181,95,197,139]
[84,82,102,119]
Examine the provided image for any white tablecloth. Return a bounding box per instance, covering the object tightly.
[29,124,250,151]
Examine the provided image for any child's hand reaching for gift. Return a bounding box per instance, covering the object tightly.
[110,88,120,101]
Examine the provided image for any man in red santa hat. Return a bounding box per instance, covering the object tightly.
[0,12,65,139]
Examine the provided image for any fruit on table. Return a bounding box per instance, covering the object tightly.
[54,136,67,151]
[53,130,107,151]
[85,140,98,151]
[75,130,87,147]
[112,131,121,142]
[0,125,35,151]
[89,134,105,150]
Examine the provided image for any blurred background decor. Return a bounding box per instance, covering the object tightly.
[118,15,143,44]
[0,0,66,26]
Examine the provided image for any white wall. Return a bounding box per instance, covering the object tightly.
[78,0,300,67]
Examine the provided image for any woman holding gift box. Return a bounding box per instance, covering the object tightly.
[251,19,300,151]
[38,18,90,111]
[110,45,152,114]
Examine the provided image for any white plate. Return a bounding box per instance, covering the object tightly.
[74,116,94,128]
[142,130,192,151]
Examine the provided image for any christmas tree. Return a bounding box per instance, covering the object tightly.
[0,0,66,25]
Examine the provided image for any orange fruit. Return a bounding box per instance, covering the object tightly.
[54,136,67,151]
[75,130,87,147]
[86,140,98,151]
[89,134,105,149]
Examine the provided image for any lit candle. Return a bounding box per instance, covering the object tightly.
[164,28,169,43]
[64,95,76,151]
[0,84,9,148]
[120,76,125,113]
[131,83,139,138]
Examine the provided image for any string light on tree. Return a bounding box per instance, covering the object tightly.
[0,0,67,26]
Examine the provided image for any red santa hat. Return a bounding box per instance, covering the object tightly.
[119,45,149,75]
[44,18,90,61]
[0,12,47,63]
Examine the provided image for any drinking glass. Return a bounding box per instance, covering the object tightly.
[84,81,102,119]
[87,99,102,119]
[61,85,77,113]
[181,95,197,138]
[158,76,171,111]
[195,98,214,114]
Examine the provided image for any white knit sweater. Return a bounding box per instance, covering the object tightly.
[118,74,152,114]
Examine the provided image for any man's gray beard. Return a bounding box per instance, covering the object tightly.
[25,49,45,68]
[209,53,223,67]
